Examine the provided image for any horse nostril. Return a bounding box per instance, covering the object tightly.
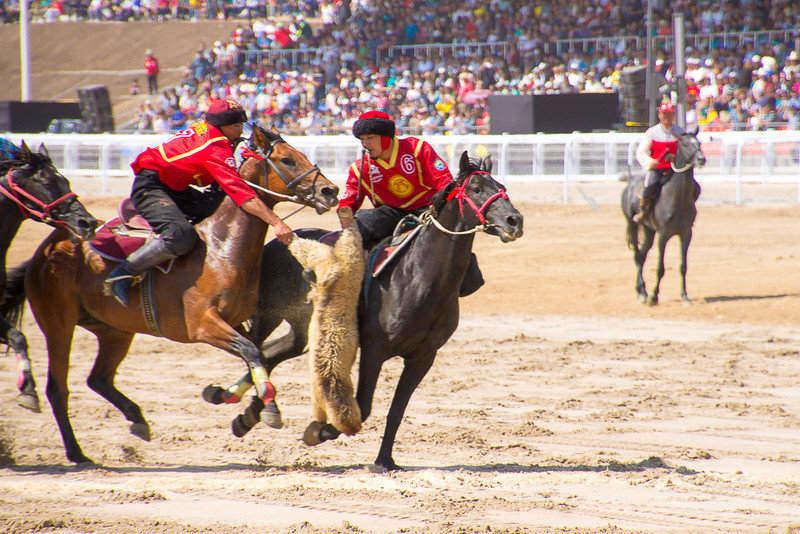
[322,186,339,198]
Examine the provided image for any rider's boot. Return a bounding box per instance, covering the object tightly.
[459,253,485,297]
[632,195,653,224]
[105,236,175,307]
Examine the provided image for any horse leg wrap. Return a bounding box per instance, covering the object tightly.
[250,367,276,404]
[222,378,252,404]
[16,353,31,390]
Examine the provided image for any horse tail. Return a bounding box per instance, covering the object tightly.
[626,221,636,250]
[1,260,30,328]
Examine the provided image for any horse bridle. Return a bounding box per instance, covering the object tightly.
[671,135,703,174]
[422,170,510,236]
[0,168,77,229]
[239,133,323,204]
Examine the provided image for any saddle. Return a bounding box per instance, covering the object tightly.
[88,198,174,273]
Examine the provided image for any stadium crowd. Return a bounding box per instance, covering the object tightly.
[4,0,799,134]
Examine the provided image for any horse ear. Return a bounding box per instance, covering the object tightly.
[481,154,493,174]
[687,125,699,136]
[459,151,470,175]
[252,124,266,146]
[38,143,50,159]
[19,140,32,160]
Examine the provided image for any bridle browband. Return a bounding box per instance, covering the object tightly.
[239,133,323,204]
[0,168,77,229]
[421,170,510,236]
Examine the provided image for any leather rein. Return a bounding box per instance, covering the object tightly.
[238,134,322,205]
[0,168,77,229]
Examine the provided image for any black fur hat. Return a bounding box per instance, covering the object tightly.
[352,110,396,139]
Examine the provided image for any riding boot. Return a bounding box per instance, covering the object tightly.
[459,253,485,297]
[632,196,653,224]
[105,236,176,307]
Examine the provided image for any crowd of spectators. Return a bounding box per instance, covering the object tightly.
[4,0,798,134]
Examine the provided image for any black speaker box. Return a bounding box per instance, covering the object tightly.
[0,101,82,133]
[77,85,115,133]
[488,93,619,134]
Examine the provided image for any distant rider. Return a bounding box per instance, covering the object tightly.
[633,101,683,223]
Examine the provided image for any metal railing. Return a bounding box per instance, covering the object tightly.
[384,29,798,61]
[387,42,509,61]
[5,131,799,205]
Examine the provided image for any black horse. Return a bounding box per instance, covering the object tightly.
[0,142,98,411]
[621,130,705,305]
[204,151,523,471]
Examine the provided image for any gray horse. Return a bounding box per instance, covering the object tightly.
[621,130,706,305]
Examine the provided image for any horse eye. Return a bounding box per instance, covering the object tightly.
[281,157,295,166]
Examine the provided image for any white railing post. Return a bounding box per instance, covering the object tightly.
[735,138,743,205]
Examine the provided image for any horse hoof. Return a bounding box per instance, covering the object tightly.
[16,392,41,413]
[202,385,226,405]
[232,407,260,438]
[682,298,692,307]
[68,453,95,465]
[130,422,151,441]
[647,297,658,306]
[262,400,284,429]
[302,421,324,446]
[637,293,647,304]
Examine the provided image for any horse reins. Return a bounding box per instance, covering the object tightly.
[239,136,323,207]
[422,170,509,236]
[0,168,77,228]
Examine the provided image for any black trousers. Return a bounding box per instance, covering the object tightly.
[131,169,225,256]
[354,204,424,251]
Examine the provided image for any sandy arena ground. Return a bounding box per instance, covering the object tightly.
[1,190,799,534]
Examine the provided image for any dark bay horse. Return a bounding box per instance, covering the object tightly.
[621,130,705,305]
[0,142,98,412]
[2,126,338,464]
[205,151,524,471]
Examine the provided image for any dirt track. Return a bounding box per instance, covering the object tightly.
[1,196,800,534]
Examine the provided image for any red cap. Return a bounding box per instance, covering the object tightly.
[659,101,675,113]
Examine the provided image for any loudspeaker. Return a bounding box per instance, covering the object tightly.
[620,66,649,130]
[0,101,82,133]
[77,85,115,133]
[489,93,619,134]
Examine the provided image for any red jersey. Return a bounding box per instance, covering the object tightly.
[131,121,256,207]
[144,56,159,76]
[338,137,453,212]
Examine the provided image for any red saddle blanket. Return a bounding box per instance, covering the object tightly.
[88,199,173,272]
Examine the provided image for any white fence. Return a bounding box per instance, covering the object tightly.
[6,131,800,205]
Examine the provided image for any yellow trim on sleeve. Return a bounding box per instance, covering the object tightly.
[158,136,228,163]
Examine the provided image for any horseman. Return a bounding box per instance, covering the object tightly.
[105,98,294,307]
[338,110,484,297]
[633,101,683,223]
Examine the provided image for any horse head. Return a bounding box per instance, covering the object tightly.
[0,141,97,240]
[672,129,706,173]
[430,151,523,242]
[238,124,339,214]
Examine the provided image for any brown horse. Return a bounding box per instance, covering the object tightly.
[4,126,339,464]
